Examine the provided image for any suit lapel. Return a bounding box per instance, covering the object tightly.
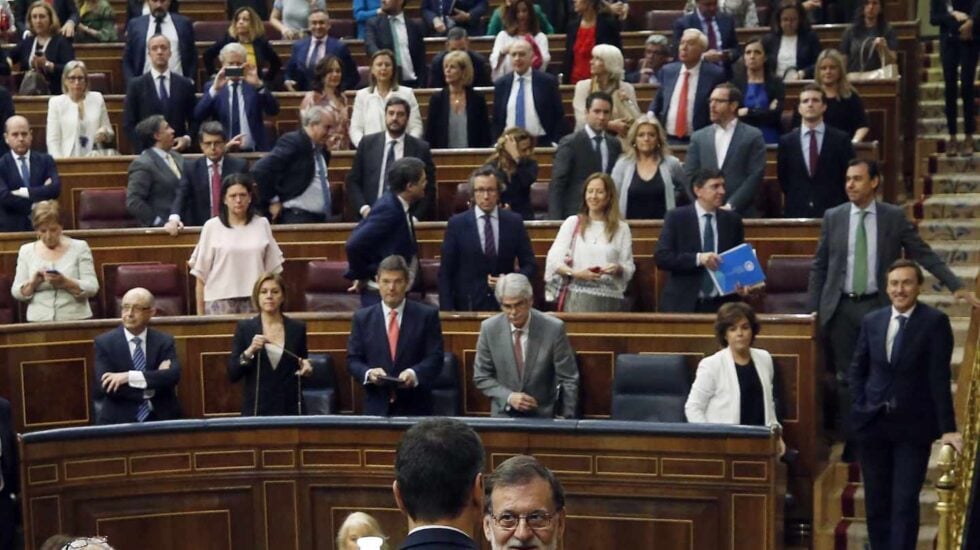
[522,314,542,387]
[394,302,413,366]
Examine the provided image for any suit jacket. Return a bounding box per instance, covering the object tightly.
[761,30,822,78]
[203,34,282,85]
[807,201,964,325]
[0,86,14,158]
[672,11,739,64]
[778,125,854,218]
[931,0,980,42]
[648,61,726,136]
[548,129,622,219]
[563,14,622,82]
[10,34,74,95]
[365,13,428,85]
[0,396,18,549]
[126,148,185,227]
[654,203,745,312]
[283,35,359,91]
[251,129,332,214]
[122,71,197,153]
[428,50,491,88]
[172,155,248,226]
[126,0,179,20]
[473,309,579,418]
[492,70,567,145]
[850,303,956,442]
[228,316,308,416]
[684,121,766,215]
[346,299,444,416]
[344,191,419,281]
[399,527,478,550]
[15,0,78,35]
[685,347,779,426]
[123,13,196,82]
[345,131,437,220]
[421,0,488,34]
[0,150,61,232]
[93,326,182,424]
[438,207,537,311]
[193,79,281,152]
[424,87,491,148]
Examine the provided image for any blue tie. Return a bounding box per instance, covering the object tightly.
[157,75,169,104]
[515,75,526,128]
[131,336,152,423]
[18,156,29,185]
[701,213,716,296]
[230,82,241,139]
[384,140,397,190]
[890,315,907,364]
[315,147,331,218]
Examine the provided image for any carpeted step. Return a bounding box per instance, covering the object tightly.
[918,99,969,120]
[921,194,980,220]
[924,240,980,266]
[919,219,980,241]
[837,484,939,524]
[928,153,980,175]
[918,116,978,136]
[830,521,938,550]
[920,172,980,195]
[919,265,978,297]
[919,293,975,317]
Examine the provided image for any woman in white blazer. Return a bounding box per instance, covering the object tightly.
[685,302,786,453]
[348,50,423,147]
[46,60,113,158]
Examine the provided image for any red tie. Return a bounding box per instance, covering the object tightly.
[210,164,221,217]
[705,16,717,50]
[388,309,399,361]
[808,130,818,178]
[675,70,690,138]
[513,329,524,378]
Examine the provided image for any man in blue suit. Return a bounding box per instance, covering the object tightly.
[347,255,444,416]
[122,0,196,83]
[194,43,280,152]
[492,39,567,146]
[122,34,196,153]
[346,157,427,306]
[94,287,182,425]
[672,0,739,76]
[439,166,536,311]
[365,0,428,87]
[647,29,726,143]
[283,9,360,92]
[850,259,962,550]
[0,116,60,232]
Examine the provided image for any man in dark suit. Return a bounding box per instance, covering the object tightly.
[194,42,280,152]
[483,455,567,550]
[122,0,196,83]
[626,34,672,84]
[850,259,962,550]
[655,168,745,313]
[122,34,196,154]
[428,27,491,88]
[778,84,855,218]
[365,0,428,87]
[421,0,487,36]
[0,116,60,232]
[346,158,426,305]
[394,418,484,550]
[808,159,980,458]
[647,29,726,143]
[251,105,334,224]
[0,396,19,550]
[347,255,444,416]
[127,0,179,21]
[346,96,436,220]
[165,122,248,233]
[127,115,185,227]
[439,167,536,311]
[283,9,360,92]
[548,91,621,219]
[684,83,765,216]
[672,0,739,75]
[492,39,566,145]
[94,287,182,424]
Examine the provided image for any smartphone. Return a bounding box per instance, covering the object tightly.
[224,66,244,78]
[45,269,59,274]
[377,375,403,385]
[33,44,43,57]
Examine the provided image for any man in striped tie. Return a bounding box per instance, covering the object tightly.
[94,287,182,425]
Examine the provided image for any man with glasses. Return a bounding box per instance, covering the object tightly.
[473,273,579,418]
[438,166,536,311]
[483,454,566,550]
[93,287,182,425]
[627,34,672,84]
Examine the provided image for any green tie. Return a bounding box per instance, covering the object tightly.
[853,210,868,295]
[389,17,402,69]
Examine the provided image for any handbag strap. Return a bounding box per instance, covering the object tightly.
[564,216,581,267]
[858,36,882,71]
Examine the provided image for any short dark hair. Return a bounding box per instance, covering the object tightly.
[847,158,880,180]
[198,120,227,141]
[446,26,468,41]
[312,54,344,93]
[693,168,725,189]
[395,418,485,522]
[800,82,826,103]
[468,165,501,193]
[886,259,924,285]
[714,302,760,347]
[377,254,410,280]
[485,455,564,513]
[250,272,286,311]
[385,96,411,116]
[715,82,742,107]
[136,114,167,149]
[218,172,257,227]
[387,157,426,193]
[585,91,614,111]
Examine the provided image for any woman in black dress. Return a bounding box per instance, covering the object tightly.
[610,116,687,220]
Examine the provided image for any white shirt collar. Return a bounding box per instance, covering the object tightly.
[381,299,407,321]
[849,200,878,215]
[15,150,30,162]
[509,315,530,334]
[397,194,411,213]
[715,118,737,132]
[386,131,406,144]
[150,67,171,80]
[682,61,702,74]
[406,525,473,538]
[123,327,149,343]
[476,205,498,220]
[584,124,604,140]
[802,122,826,136]
[695,200,716,217]
[891,304,915,320]
[513,69,531,81]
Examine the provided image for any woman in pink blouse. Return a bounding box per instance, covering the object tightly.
[299,55,351,152]
[189,173,284,315]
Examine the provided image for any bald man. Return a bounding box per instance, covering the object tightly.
[0,115,61,231]
[94,287,182,424]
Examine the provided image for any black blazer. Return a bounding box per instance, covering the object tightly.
[778,125,855,218]
[344,131,437,219]
[654,204,745,312]
[14,0,78,35]
[0,397,17,550]
[122,13,197,82]
[345,191,419,281]
[0,150,61,232]
[228,315,309,416]
[563,14,622,83]
[850,303,956,442]
[732,73,785,133]
[172,155,249,226]
[10,35,74,95]
[931,0,980,42]
[251,129,332,214]
[424,87,491,148]
[428,50,491,88]
[498,158,537,220]
[492,69,567,145]
[398,527,478,550]
[548,129,622,219]
[122,71,197,153]
[365,13,428,86]
[93,326,182,424]
[126,0,179,20]
[203,34,282,84]
[761,30,822,78]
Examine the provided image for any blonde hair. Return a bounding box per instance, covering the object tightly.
[31,200,61,229]
[486,127,533,176]
[27,1,61,34]
[228,7,264,40]
[578,173,623,242]
[443,50,474,87]
[815,48,855,99]
[336,512,389,550]
[624,115,670,160]
[61,60,89,95]
[590,44,625,85]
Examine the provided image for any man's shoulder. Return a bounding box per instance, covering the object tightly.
[147,326,176,344]
[737,121,765,141]
[446,210,473,228]
[94,326,123,345]
[664,203,695,222]
[406,299,440,319]
[352,303,381,324]
[557,131,582,148]
[531,309,566,334]
[824,125,850,143]
[701,62,725,81]
[498,207,525,225]
[531,70,557,86]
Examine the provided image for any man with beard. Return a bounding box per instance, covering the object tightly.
[483,454,566,550]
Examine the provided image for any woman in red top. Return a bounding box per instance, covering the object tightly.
[563,0,622,83]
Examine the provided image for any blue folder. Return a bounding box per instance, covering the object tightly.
[709,243,766,295]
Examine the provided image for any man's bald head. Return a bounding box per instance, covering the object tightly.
[121,288,156,334]
[4,116,32,156]
[509,39,533,75]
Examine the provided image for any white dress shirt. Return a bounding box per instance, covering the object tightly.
[489,31,551,80]
[506,70,545,137]
[777,35,799,78]
[714,118,737,168]
[665,62,700,136]
[144,13,183,76]
[845,201,879,294]
[365,298,416,384]
[886,305,915,361]
[209,80,255,150]
[150,67,172,100]
[388,14,417,82]
[348,86,424,146]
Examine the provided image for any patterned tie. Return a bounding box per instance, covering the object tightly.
[230,82,242,139]
[515,75,527,128]
[165,153,181,177]
[157,74,169,103]
[675,70,690,137]
[315,147,332,217]
[308,39,324,70]
[210,163,221,217]
[387,309,399,361]
[593,135,604,171]
[483,213,497,260]
[889,315,907,364]
[384,140,397,190]
[808,129,818,178]
[513,328,524,378]
[701,213,716,296]
[132,336,152,423]
[705,15,717,50]
[853,210,869,295]
[18,155,29,184]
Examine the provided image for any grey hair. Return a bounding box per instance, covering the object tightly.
[219,42,248,64]
[495,273,533,304]
[301,105,330,127]
[591,44,625,82]
[377,255,410,280]
[645,33,670,48]
[680,28,708,49]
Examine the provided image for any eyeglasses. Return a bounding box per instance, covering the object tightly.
[121,304,151,313]
[490,511,557,530]
[473,187,498,195]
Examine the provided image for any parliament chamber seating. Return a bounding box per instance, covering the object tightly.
[611,354,691,422]
[302,352,338,415]
[417,258,441,308]
[0,273,17,324]
[432,352,462,416]
[75,188,138,229]
[645,9,683,31]
[759,256,815,314]
[302,260,362,312]
[108,263,187,317]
